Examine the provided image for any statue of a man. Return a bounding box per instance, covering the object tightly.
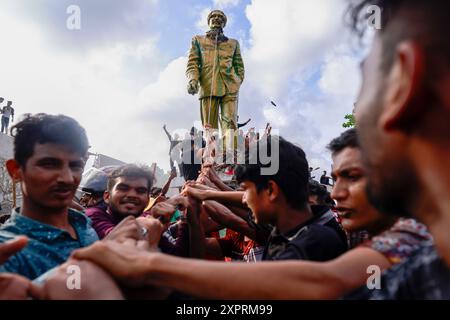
[186,10,245,151]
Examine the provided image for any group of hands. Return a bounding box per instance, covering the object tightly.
[0,164,228,300]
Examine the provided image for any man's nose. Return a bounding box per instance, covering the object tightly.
[57,166,75,184]
[330,181,348,202]
[125,189,140,198]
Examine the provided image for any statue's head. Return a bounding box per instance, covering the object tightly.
[207,10,227,29]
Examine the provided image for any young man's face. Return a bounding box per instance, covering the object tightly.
[105,177,149,217]
[331,147,386,233]
[14,143,85,211]
[241,180,273,225]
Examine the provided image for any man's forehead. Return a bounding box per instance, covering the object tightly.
[331,148,364,173]
[31,143,84,160]
[115,176,148,187]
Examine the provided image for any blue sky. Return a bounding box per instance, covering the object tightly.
[0,0,367,178]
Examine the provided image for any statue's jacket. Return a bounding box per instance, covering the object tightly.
[186,35,245,99]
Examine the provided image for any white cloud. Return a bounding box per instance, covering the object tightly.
[319,51,361,97]
[0,9,168,168]
[196,7,212,32]
[236,0,363,170]
[213,0,240,9]
[244,0,348,97]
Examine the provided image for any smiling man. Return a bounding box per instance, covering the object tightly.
[86,164,154,239]
[0,114,99,280]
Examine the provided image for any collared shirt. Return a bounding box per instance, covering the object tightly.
[262,211,348,261]
[0,208,98,280]
[86,202,122,239]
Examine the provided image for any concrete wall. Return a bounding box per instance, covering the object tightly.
[0,133,13,160]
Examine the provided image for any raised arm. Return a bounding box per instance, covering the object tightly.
[160,169,177,196]
[183,186,245,208]
[202,200,260,242]
[162,125,172,142]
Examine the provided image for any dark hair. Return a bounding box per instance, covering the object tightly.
[235,135,310,210]
[10,113,89,168]
[150,187,162,197]
[348,0,450,75]
[309,180,333,206]
[107,164,154,191]
[327,128,359,155]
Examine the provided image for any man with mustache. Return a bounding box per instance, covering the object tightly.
[0,114,99,279]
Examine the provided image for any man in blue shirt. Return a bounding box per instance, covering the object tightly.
[0,113,98,280]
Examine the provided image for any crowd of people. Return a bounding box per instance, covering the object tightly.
[1,0,450,300]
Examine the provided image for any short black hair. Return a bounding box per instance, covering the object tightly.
[309,180,333,206]
[327,128,359,155]
[348,0,450,75]
[10,113,90,168]
[107,164,154,192]
[150,187,162,197]
[235,135,310,210]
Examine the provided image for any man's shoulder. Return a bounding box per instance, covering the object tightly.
[290,223,347,252]
[300,222,342,240]
[346,244,450,299]
[85,205,109,218]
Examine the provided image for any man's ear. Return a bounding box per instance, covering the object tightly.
[380,41,426,131]
[103,190,110,204]
[267,180,280,202]
[6,159,22,181]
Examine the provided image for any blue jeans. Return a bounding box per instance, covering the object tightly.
[1,116,10,134]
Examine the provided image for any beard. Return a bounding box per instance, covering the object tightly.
[365,160,418,219]
[109,202,142,217]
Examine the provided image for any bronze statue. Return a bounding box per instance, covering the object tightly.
[186,10,245,151]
